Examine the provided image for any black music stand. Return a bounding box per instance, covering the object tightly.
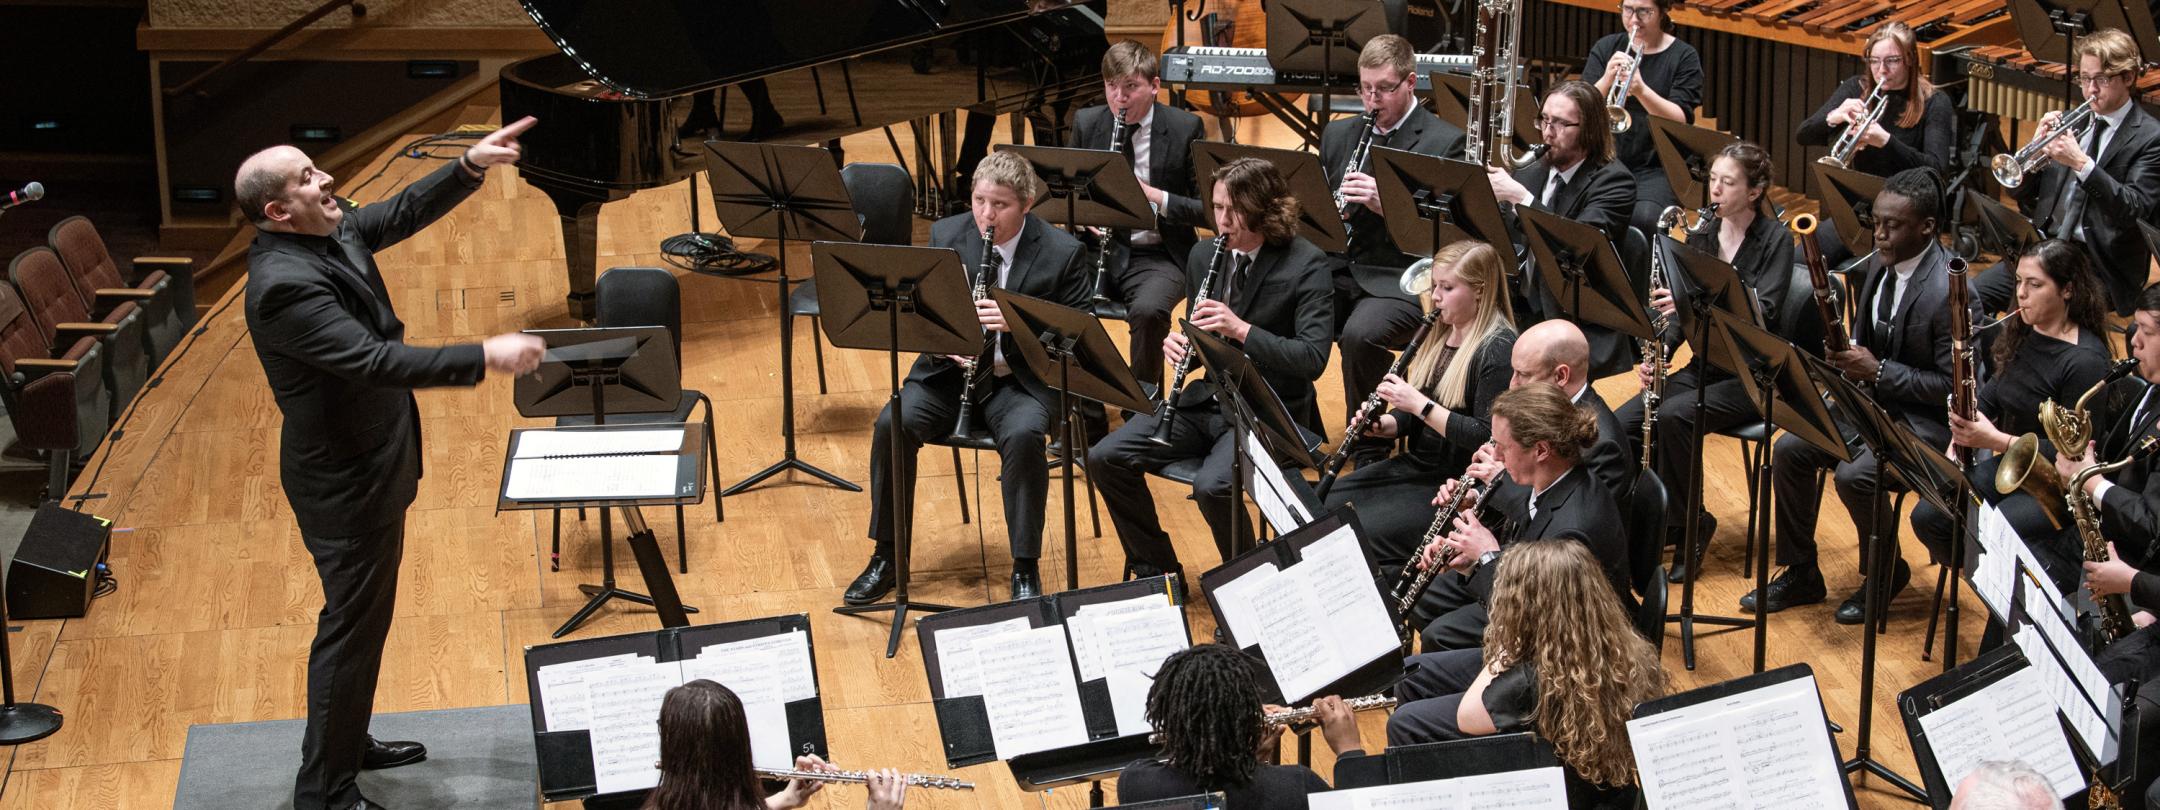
[1650,116,1739,212]
[515,327,703,638]
[1333,732,1563,790]
[1810,163,1889,259]
[1519,205,1657,343]
[2004,0,2159,95]
[1656,239,1764,669]
[1700,309,1850,674]
[1428,74,1541,156]
[1266,0,1390,130]
[1805,354,1932,803]
[0,562,57,745]
[1188,326,1322,558]
[704,140,863,497]
[1965,188,2044,259]
[812,242,981,658]
[994,289,1155,591]
[995,144,1156,305]
[1194,141,1349,252]
[2140,221,2160,275]
[1369,148,1512,259]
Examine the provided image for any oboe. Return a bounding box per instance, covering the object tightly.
[949,225,996,441]
[1148,236,1227,445]
[1315,306,1440,498]
[755,767,975,791]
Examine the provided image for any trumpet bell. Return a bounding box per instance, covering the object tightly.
[1608,104,1631,134]
[1400,257,1436,296]
[1990,153,2027,189]
[1815,155,1847,169]
[1996,432,2068,524]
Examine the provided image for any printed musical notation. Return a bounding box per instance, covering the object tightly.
[1211,525,1399,702]
[1307,767,1567,809]
[974,625,1090,760]
[1627,675,1848,809]
[1918,666,2082,800]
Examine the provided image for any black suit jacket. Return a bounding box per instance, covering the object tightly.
[1674,213,1808,372]
[1467,468,1634,612]
[1322,106,1469,299]
[1072,102,1208,267]
[1851,243,1964,451]
[245,161,489,538]
[1581,387,1633,501]
[2090,378,2160,561]
[2012,104,2160,314]
[914,213,1091,410]
[1513,156,1637,376]
[1177,237,1337,432]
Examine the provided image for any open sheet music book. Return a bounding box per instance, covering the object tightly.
[1201,508,1399,703]
[1901,646,2085,804]
[1627,665,1855,809]
[1310,766,1569,809]
[502,427,697,501]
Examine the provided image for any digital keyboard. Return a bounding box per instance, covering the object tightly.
[1160,46,1474,94]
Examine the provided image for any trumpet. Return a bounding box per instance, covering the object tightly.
[1335,114,1379,239]
[1316,259,1443,497]
[1605,33,1643,134]
[1149,236,1227,445]
[1152,695,1399,743]
[755,767,974,791]
[1818,84,1889,169]
[1993,99,2096,189]
[949,225,997,441]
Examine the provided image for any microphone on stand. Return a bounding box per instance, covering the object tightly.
[2,183,44,210]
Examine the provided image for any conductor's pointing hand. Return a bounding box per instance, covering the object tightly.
[467,116,537,169]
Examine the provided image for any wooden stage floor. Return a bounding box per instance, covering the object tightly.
[0,107,1982,808]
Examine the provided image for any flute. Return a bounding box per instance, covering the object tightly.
[755,767,974,791]
[1150,694,1399,743]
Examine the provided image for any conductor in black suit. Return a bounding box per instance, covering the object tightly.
[1070,39,1206,392]
[843,149,1090,605]
[1325,34,1468,462]
[1088,157,1335,576]
[1410,381,1632,651]
[1983,28,2160,316]
[236,117,547,810]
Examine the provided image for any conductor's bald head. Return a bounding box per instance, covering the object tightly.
[1510,320,1590,395]
[236,145,341,236]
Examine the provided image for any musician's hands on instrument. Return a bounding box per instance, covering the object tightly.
[864,768,908,810]
[1858,122,1891,149]
[1442,509,1498,572]
[1486,167,1533,206]
[1254,707,1285,760]
[944,354,974,366]
[1362,413,1400,439]
[2084,542,2136,599]
[1375,374,1432,418]
[2056,442,2099,493]
[770,754,834,808]
[976,298,1008,332]
[1191,299,1252,341]
[2043,126,2092,173]
[1340,171,1383,216]
[1603,50,1635,88]
[1465,455,1503,485]
[1828,345,1878,382]
[1946,409,2011,454]
[1312,695,1363,755]
[1648,286,1675,318]
[1827,98,1868,127]
[1635,360,1656,391]
[2138,611,2157,629]
[1162,331,1189,367]
[467,115,536,169]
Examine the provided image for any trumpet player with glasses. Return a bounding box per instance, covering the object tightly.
[1326,34,1470,468]
[1616,142,1805,580]
[1088,158,1334,581]
[1977,28,2160,316]
[842,150,1089,606]
[1580,0,1703,234]
[1796,22,1955,267]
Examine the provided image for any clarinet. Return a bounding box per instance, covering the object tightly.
[1333,114,1378,240]
[1148,236,1227,446]
[1091,111,1129,305]
[949,225,996,441]
[1315,308,1441,498]
[1389,458,1497,648]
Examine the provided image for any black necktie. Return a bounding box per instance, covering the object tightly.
[1116,122,1136,162]
[1875,270,1898,330]
[1221,252,1253,304]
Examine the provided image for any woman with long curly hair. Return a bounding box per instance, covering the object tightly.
[1388,539,1667,809]
[1118,644,1366,808]
[638,679,906,810]
[1323,239,1517,566]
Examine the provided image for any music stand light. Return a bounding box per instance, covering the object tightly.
[704,139,864,497]
[1369,148,1512,260]
[1193,141,1348,252]
[1649,116,1739,212]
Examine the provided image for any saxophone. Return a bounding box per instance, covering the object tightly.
[949,225,997,441]
[1148,236,1227,445]
[1462,0,1544,170]
[2068,435,2160,643]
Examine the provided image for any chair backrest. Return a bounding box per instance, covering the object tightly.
[1635,564,1668,653]
[1624,468,1668,597]
[8,247,87,344]
[46,216,123,306]
[841,163,914,247]
[594,267,683,364]
[0,282,49,379]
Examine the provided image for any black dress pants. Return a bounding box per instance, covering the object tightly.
[868,369,1051,559]
[1413,570,1489,652]
[1114,243,1187,394]
[1614,366,1760,538]
[1773,430,1894,575]
[1331,272,1426,432]
[1087,405,1258,571]
[294,520,406,810]
[1386,648,1485,746]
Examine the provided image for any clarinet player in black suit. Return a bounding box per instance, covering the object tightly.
[237,118,547,810]
[1746,167,1969,620]
[1616,142,1803,580]
[843,150,1090,605]
[1070,39,1206,393]
[1980,28,2160,316]
[1325,33,1470,465]
[1088,157,1335,578]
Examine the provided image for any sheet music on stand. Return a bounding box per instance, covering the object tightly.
[1899,644,2086,807]
[915,576,1190,769]
[1199,507,1400,704]
[498,424,705,505]
[1323,733,1569,809]
[1243,429,1315,535]
[1626,664,1856,809]
[522,614,826,803]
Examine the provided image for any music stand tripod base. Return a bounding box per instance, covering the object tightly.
[0,703,59,745]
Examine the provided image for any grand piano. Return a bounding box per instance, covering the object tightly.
[502,0,1108,319]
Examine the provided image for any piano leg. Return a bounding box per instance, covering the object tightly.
[551,195,605,322]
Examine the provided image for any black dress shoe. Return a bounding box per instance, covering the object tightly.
[1833,561,1910,625]
[361,737,426,770]
[1011,566,1042,601]
[843,554,896,606]
[347,798,387,810]
[1667,513,1718,583]
[1739,567,1826,614]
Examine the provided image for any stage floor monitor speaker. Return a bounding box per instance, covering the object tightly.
[7,503,109,620]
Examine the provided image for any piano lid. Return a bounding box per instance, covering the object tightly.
[519,0,1039,98]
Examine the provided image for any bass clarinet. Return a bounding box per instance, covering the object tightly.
[1148,236,1227,445]
[949,225,997,441]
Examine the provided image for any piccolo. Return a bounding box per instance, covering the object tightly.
[754,767,975,791]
